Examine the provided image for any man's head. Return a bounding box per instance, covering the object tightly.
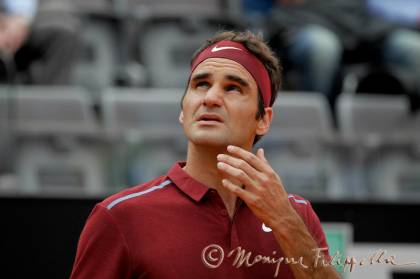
[179,31,282,148]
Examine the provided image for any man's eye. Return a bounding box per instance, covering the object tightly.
[226,85,241,93]
[196,81,210,89]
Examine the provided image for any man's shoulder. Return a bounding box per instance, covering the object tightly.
[287,193,310,207]
[99,175,173,211]
[287,193,316,219]
[287,193,323,228]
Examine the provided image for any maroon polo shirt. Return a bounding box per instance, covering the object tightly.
[70,162,330,279]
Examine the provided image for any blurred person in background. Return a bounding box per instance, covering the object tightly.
[245,0,420,111]
[367,0,420,29]
[367,0,420,110]
[0,0,81,84]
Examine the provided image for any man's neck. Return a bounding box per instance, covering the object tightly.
[183,143,239,218]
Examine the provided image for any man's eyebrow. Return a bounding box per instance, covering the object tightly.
[226,74,249,87]
[191,72,210,82]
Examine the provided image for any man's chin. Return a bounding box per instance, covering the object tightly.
[188,133,229,147]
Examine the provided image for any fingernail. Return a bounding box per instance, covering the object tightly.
[227,145,235,152]
[217,162,225,169]
[217,154,224,160]
[222,179,232,189]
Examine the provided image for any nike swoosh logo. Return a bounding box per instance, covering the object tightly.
[211,45,242,52]
[262,223,272,233]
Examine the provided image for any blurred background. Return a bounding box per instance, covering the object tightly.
[0,0,420,278]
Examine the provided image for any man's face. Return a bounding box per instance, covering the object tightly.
[180,57,271,149]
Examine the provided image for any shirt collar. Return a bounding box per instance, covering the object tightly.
[167,161,211,202]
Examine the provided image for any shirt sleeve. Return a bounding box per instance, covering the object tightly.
[70,205,132,279]
[288,195,331,261]
[2,0,39,22]
[305,202,331,261]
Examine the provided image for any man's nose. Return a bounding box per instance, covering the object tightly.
[203,85,223,107]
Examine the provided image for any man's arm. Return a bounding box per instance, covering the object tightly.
[70,205,132,279]
[216,145,341,279]
[270,201,339,278]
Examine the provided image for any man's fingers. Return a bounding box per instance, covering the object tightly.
[217,162,257,189]
[256,148,268,162]
[227,145,270,172]
[222,179,255,202]
[217,153,261,181]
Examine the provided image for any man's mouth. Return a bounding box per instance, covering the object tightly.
[197,113,223,123]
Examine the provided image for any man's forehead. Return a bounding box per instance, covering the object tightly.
[190,58,256,84]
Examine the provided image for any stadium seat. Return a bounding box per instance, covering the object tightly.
[367,148,420,200]
[10,86,99,136]
[16,139,108,195]
[72,19,119,96]
[0,86,11,127]
[129,0,242,88]
[102,87,184,139]
[137,21,226,88]
[102,88,186,186]
[0,86,15,174]
[72,0,115,16]
[38,0,121,96]
[337,93,420,199]
[265,92,333,141]
[0,86,108,194]
[338,93,413,143]
[256,92,343,198]
[36,0,80,25]
[125,0,224,18]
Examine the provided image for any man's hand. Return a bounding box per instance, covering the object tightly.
[216,145,294,229]
[0,15,30,55]
[217,145,341,279]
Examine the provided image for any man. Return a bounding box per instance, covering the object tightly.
[70,31,341,279]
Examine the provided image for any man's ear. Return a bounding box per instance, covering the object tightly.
[179,110,184,124]
[256,107,273,136]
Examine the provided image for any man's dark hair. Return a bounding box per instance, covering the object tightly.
[181,30,283,144]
